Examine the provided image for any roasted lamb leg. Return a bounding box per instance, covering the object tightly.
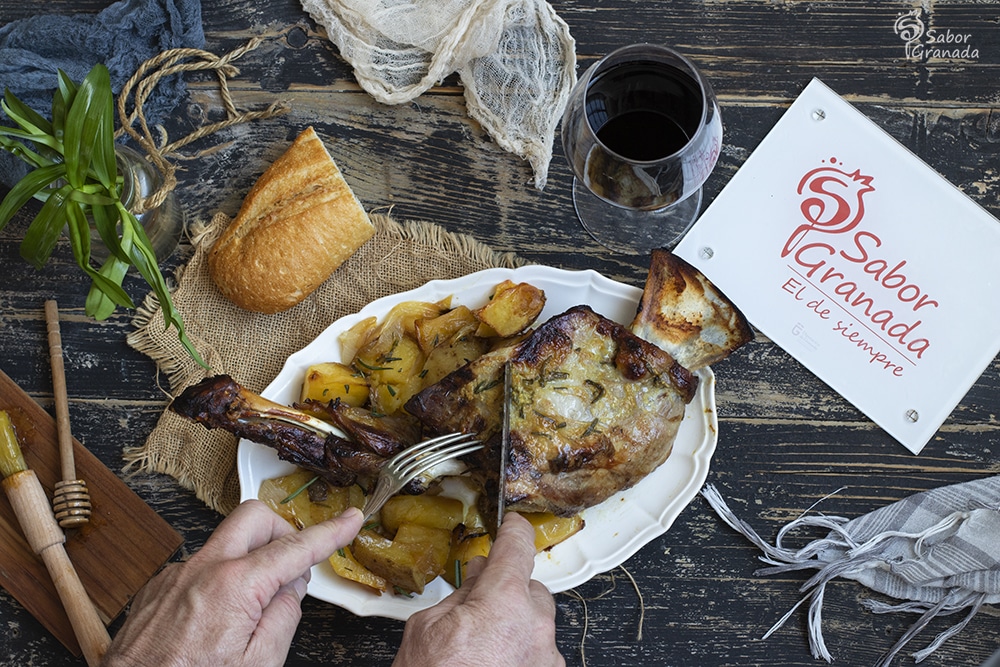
[405,305,698,517]
[170,374,396,488]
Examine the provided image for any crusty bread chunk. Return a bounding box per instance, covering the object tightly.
[630,249,753,370]
[208,127,375,313]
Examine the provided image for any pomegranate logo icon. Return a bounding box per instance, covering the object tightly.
[782,158,875,257]
[894,10,925,59]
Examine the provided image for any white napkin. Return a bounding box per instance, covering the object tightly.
[299,0,576,189]
[702,477,1000,666]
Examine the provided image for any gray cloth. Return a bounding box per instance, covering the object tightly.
[701,477,1000,666]
[0,0,204,187]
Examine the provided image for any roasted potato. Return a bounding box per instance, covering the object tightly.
[259,471,363,529]
[375,298,451,344]
[379,494,465,535]
[473,280,546,337]
[351,524,451,594]
[420,334,490,387]
[338,316,378,363]
[356,335,426,415]
[329,546,389,594]
[414,305,479,354]
[523,512,584,551]
[443,525,492,587]
[259,470,316,529]
[300,361,370,407]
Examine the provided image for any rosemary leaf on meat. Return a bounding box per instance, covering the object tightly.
[473,378,501,393]
[280,475,320,503]
[585,379,606,404]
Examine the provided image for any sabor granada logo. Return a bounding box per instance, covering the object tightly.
[779,158,937,377]
[894,9,980,61]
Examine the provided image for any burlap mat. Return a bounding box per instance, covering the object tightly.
[125,212,524,515]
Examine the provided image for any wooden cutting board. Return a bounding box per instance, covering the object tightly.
[0,366,183,656]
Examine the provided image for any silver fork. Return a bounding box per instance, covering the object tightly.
[361,432,482,521]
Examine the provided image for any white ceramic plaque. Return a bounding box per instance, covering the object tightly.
[676,78,1000,453]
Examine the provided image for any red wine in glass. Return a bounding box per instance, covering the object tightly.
[561,45,722,253]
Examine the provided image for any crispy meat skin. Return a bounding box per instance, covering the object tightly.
[405,306,697,516]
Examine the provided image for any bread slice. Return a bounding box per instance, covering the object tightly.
[208,127,375,313]
[630,249,753,370]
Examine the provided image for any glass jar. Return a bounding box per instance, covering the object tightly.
[90,145,185,264]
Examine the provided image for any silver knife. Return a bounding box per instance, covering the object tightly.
[497,361,511,532]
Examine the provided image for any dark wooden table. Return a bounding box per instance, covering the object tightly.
[1,1,998,665]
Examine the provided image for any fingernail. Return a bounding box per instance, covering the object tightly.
[292,576,308,601]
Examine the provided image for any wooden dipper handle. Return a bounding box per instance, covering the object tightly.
[44,300,91,528]
[45,300,75,484]
[2,470,111,666]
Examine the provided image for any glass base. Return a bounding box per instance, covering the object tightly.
[88,194,185,265]
[573,178,703,254]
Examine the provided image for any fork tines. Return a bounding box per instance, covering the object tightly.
[361,432,483,521]
[393,432,482,479]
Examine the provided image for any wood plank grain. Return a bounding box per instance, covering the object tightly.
[2,0,999,665]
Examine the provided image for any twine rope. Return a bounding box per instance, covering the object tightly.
[115,37,291,213]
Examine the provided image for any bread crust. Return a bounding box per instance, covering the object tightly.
[208,127,375,313]
[630,249,753,370]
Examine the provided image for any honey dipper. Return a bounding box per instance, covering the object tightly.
[44,300,92,528]
[0,409,111,666]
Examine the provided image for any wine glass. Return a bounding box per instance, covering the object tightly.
[561,44,723,254]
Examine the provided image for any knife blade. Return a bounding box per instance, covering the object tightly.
[497,361,512,533]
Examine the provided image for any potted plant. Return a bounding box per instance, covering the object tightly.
[0,63,205,367]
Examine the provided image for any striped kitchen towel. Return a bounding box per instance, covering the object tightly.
[701,477,1000,666]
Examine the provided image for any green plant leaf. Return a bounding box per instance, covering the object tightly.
[20,182,72,268]
[120,205,207,368]
[2,89,53,136]
[67,189,116,207]
[64,197,92,267]
[0,124,61,151]
[53,70,78,142]
[63,64,111,189]
[0,95,62,162]
[90,201,130,263]
[85,254,131,320]
[0,134,51,170]
[66,200,133,312]
[89,94,116,190]
[80,266,135,314]
[0,162,65,231]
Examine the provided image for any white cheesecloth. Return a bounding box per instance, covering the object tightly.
[299,0,577,189]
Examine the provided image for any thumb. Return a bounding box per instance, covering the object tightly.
[246,575,308,663]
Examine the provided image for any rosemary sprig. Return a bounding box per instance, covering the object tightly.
[0,64,206,368]
[279,475,320,504]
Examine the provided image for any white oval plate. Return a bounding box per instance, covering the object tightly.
[238,265,717,620]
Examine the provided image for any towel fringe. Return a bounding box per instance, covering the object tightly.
[700,483,998,667]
